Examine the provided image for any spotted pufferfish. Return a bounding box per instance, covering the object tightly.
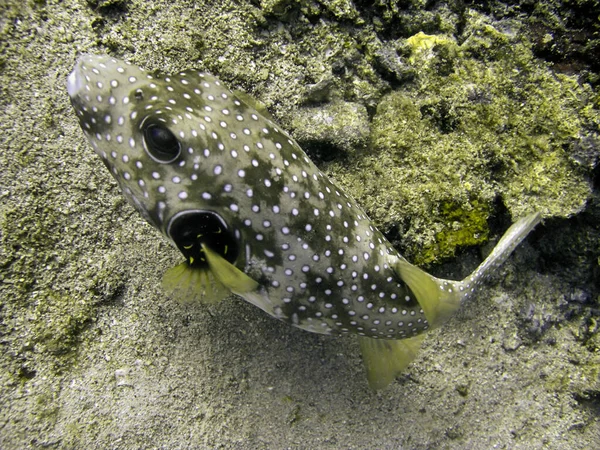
[67,54,541,389]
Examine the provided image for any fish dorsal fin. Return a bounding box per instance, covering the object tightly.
[393,212,542,328]
[358,334,426,390]
[162,244,259,303]
[393,257,462,329]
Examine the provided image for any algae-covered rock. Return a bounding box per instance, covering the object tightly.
[347,11,598,263]
[290,100,370,163]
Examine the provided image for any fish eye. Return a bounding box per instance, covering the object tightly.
[142,122,181,163]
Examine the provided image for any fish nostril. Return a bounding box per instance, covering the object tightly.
[142,122,181,163]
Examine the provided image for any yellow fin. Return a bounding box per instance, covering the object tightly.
[162,262,230,303]
[201,244,259,295]
[394,258,462,328]
[358,334,426,390]
[461,212,541,288]
[162,245,259,303]
[394,212,541,328]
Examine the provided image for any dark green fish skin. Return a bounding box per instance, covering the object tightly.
[67,55,540,353]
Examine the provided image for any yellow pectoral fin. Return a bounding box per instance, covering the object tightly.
[201,244,259,295]
[358,334,426,390]
[162,245,260,304]
[162,262,230,304]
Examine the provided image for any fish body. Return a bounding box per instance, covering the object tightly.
[67,55,540,388]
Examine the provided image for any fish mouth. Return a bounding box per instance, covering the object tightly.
[166,210,240,269]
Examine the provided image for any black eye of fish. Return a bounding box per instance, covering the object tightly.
[167,211,240,269]
[142,122,181,163]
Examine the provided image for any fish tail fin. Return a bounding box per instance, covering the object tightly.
[456,212,541,295]
[394,212,541,328]
[358,334,426,390]
[369,212,541,389]
[162,244,259,303]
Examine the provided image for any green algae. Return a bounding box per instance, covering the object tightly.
[420,200,491,265]
[30,290,93,357]
[0,191,127,377]
[405,31,455,64]
[344,12,597,263]
[290,100,370,162]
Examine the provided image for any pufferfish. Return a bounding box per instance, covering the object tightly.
[67,54,541,389]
